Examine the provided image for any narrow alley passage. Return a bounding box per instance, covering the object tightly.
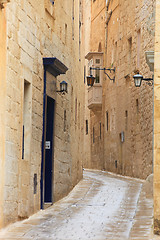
[0,170,155,240]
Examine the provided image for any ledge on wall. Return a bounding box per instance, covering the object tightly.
[43,58,68,77]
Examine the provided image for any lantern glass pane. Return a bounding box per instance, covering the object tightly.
[87,77,91,86]
[134,78,141,87]
[60,81,67,92]
[87,76,95,86]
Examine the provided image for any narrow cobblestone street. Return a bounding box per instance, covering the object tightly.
[0,170,157,240]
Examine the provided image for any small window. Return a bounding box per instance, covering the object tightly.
[128,37,132,69]
[93,127,95,143]
[33,173,37,194]
[115,160,117,169]
[125,110,128,131]
[128,37,132,49]
[22,125,24,159]
[64,110,66,132]
[96,59,100,64]
[106,111,109,132]
[98,42,102,52]
[65,24,67,44]
[86,120,88,135]
[136,99,139,112]
[78,102,80,128]
[75,98,77,124]
[22,80,31,160]
[136,99,139,123]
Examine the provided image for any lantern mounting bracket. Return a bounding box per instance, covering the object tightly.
[89,67,115,82]
[142,78,153,86]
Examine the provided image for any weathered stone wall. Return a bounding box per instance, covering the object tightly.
[154,0,160,234]
[0,5,7,228]
[83,0,92,169]
[103,0,155,179]
[90,0,106,52]
[83,0,155,178]
[0,0,84,227]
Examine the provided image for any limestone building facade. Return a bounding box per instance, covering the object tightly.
[0,0,7,228]
[104,0,155,179]
[0,0,84,228]
[83,0,106,170]
[83,0,155,179]
[154,0,160,234]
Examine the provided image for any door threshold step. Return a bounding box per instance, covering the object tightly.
[44,202,52,209]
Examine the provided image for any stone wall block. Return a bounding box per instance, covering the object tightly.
[7,52,21,74]
[18,36,35,58]
[20,49,33,71]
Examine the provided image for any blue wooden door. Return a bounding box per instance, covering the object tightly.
[44,96,55,202]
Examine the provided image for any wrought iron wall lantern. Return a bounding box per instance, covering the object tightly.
[56,81,68,94]
[86,67,115,86]
[133,73,153,87]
